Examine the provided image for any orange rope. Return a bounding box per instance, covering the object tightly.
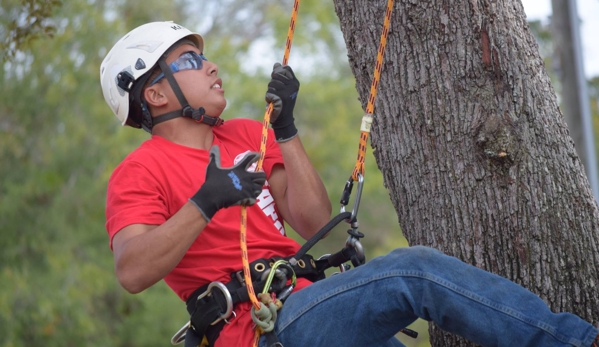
[240,0,301,315]
[351,0,394,182]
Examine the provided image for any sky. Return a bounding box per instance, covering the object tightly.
[521,0,599,78]
[244,0,599,79]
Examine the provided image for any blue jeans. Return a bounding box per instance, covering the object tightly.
[259,246,598,347]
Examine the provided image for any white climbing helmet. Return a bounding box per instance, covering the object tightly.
[100,21,203,128]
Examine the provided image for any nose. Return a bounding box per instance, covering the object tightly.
[205,61,218,76]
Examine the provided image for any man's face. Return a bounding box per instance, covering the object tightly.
[162,43,226,117]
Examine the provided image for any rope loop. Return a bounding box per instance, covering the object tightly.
[250,293,281,333]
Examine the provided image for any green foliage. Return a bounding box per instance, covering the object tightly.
[529,18,599,181]
[0,0,62,61]
[528,19,561,91]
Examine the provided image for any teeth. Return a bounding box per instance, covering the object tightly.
[212,84,221,89]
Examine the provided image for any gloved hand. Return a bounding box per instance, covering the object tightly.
[189,146,266,222]
[265,63,300,142]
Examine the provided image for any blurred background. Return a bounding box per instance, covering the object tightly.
[0,0,597,346]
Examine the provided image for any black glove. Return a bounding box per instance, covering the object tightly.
[189,146,266,222]
[265,63,299,142]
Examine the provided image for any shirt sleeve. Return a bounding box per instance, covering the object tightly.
[105,160,169,249]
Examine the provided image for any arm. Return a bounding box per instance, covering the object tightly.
[112,203,207,293]
[269,136,332,240]
[265,63,332,240]
[110,147,265,293]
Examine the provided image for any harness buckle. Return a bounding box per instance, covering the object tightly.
[234,270,246,287]
[197,282,234,325]
[170,281,234,345]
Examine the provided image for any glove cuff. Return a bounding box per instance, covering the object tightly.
[188,197,217,222]
[273,122,298,143]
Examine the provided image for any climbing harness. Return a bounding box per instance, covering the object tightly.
[172,0,419,345]
[171,254,320,346]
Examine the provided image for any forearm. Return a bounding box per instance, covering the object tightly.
[113,202,207,293]
[278,136,332,239]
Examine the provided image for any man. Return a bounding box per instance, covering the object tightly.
[100,21,599,347]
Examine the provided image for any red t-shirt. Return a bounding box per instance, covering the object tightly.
[106,118,311,347]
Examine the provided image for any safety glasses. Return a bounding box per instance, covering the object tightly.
[149,51,208,86]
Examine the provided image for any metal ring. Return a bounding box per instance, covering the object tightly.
[196,282,233,325]
[310,259,316,268]
[170,321,190,345]
[254,263,266,272]
[297,259,306,268]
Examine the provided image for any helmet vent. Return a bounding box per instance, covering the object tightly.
[135,58,146,70]
[126,40,163,53]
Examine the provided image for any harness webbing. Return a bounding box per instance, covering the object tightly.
[351,0,395,182]
[239,0,301,344]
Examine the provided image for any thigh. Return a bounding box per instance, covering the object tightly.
[272,265,419,347]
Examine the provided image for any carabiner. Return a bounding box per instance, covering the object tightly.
[340,172,364,226]
[262,260,296,294]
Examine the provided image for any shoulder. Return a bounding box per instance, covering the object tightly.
[109,138,164,184]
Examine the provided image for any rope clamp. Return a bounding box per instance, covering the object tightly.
[360,113,374,133]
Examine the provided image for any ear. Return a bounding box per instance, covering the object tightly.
[143,85,168,108]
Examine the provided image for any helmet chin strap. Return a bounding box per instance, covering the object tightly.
[150,58,224,129]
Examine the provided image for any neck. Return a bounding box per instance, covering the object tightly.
[152,117,214,150]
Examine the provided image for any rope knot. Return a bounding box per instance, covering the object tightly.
[250,293,281,333]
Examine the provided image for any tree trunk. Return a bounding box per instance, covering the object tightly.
[332,0,599,346]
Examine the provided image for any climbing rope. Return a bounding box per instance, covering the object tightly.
[240,0,301,345]
[351,0,394,182]
[240,0,397,345]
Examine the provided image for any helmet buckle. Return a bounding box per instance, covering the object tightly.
[116,71,135,92]
[181,106,193,118]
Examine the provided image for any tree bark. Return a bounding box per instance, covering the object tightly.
[332,0,599,346]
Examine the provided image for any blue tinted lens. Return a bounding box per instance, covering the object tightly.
[149,52,208,86]
[172,52,204,72]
